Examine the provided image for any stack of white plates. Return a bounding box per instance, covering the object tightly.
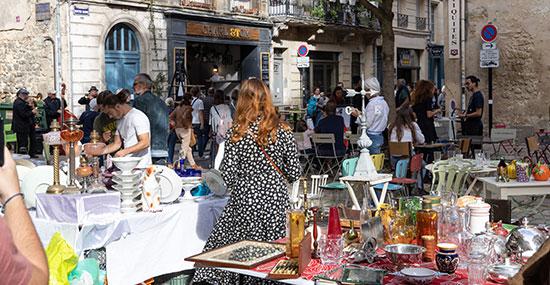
[112,170,143,213]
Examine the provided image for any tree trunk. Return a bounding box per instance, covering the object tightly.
[380,19,396,116]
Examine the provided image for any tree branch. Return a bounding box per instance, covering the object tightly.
[357,0,385,21]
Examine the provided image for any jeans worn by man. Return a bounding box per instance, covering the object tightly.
[167,130,177,164]
[192,124,206,158]
[367,133,384,154]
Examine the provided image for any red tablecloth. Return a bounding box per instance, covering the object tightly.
[251,254,500,284]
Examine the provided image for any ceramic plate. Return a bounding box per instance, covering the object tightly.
[16,165,32,187]
[155,165,183,203]
[21,165,68,208]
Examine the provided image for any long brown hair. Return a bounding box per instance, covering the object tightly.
[389,107,419,143]
[231,79,288,146]
[411,80,435,106]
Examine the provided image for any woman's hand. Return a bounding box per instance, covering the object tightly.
[0,147,20,204]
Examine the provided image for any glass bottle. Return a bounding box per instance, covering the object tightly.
[416,199,438,246]
[497,157,509,182]
[447,207,474,269]
[286,210,305,258]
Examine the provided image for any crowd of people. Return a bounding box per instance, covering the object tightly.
[297,75,484,174]
[1,72,486,284]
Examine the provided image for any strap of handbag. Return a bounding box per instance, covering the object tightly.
[257,142,287,180]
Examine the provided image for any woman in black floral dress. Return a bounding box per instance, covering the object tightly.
[193,79,302,284]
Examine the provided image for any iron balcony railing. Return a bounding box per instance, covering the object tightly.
[416,16,427,30]
[397,13,408,28]
[181,0,214,9]
[268,0,379,29]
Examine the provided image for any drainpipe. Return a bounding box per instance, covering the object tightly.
[43,37,56,91]
[66,0,75,113]
[55,0,64,123]
[460,0,466,110]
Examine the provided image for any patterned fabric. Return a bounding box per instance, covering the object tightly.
[193,120,302,285]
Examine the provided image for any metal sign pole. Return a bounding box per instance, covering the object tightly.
[488,67,493,135]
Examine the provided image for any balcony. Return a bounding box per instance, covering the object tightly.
[397,13,408,28]
[416,16,426,30]
[268,0,379,29]
[181,0,213,9]
[229,0,260,15]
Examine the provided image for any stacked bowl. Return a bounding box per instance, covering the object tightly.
[111,157,143,213]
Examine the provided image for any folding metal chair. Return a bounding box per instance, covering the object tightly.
[311,133,345,177]
[526,136,548,163]
[293,132,314,176]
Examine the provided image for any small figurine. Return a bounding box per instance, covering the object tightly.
[142,166,162,212]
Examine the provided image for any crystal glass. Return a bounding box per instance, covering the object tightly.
[468,253,487,285]
[447,149,456,159]
[388,211,416,244]
[455,153,464,160]
[318,236,343,265]
[378,203,396,244]
[474,150,484,166]
[399,196,421,224]
[446,208,474,268]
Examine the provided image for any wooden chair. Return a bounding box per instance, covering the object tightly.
[298,174,329,209]
[459,138,472,158]
[389,142,412,158]
[311,133,345,177]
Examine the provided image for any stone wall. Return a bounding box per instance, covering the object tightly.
[445,0,550,130]
[0,0,56,100]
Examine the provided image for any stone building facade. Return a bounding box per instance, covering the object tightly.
[443,0,550,130]
[0,0,271,115]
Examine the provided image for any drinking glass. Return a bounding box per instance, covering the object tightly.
[455,153,464,160]
[318,236,344,265]
[467,253,487,285]
[434,151,442,162]
[475,150,484,167]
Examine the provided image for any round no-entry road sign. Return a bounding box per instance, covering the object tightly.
[481,24,497,42]
[297,44,309,57]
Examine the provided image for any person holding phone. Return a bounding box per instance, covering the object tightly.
[0,147,49,284]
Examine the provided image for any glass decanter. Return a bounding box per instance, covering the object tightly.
[446,206,474,269]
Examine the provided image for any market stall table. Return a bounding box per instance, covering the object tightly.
[339,174,393,210]
[218,253,502,284]
[32,197,228,285]
[478,176,550,219]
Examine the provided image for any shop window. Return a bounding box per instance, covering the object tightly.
[309,51,339,94]
[352,52,361,80]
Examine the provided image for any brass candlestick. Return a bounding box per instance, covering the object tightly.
[46,120,66,194]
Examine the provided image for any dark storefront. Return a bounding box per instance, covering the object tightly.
[165,12,272,98]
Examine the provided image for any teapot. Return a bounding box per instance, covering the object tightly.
[506,217,547,263]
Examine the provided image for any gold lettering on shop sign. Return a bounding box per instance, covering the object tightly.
[187,22,260,41]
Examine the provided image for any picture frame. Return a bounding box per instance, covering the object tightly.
[185,240,286,269]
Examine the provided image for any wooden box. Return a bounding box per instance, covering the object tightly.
[268,232,312,279]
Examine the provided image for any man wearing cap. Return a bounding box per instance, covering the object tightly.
[43,90,61,129]
[78,98,100,144]
[78,86,99,111]
[11,89,38,157]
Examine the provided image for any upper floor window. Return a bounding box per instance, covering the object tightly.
[105,23,139,52]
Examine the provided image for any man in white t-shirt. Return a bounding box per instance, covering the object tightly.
[92,91,152,168]
[190,87,206,158]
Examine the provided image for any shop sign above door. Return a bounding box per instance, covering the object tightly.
[186,21,260,41]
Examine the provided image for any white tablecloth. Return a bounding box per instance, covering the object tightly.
[32,197,228,285]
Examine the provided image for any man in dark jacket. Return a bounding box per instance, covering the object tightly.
[43,90,61,129]
[78,86,98,111]
[12,89,37,157]
[133,73,169,163]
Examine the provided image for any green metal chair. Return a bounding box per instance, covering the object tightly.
[319,157,358,207]
[4,123,17,149]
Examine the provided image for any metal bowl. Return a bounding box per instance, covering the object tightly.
[487,260,521,283]
[384,244,425,269]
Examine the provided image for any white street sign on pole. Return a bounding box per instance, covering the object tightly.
[480,49,499,68]
[296,56,310,68]
[482,42,497,50]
